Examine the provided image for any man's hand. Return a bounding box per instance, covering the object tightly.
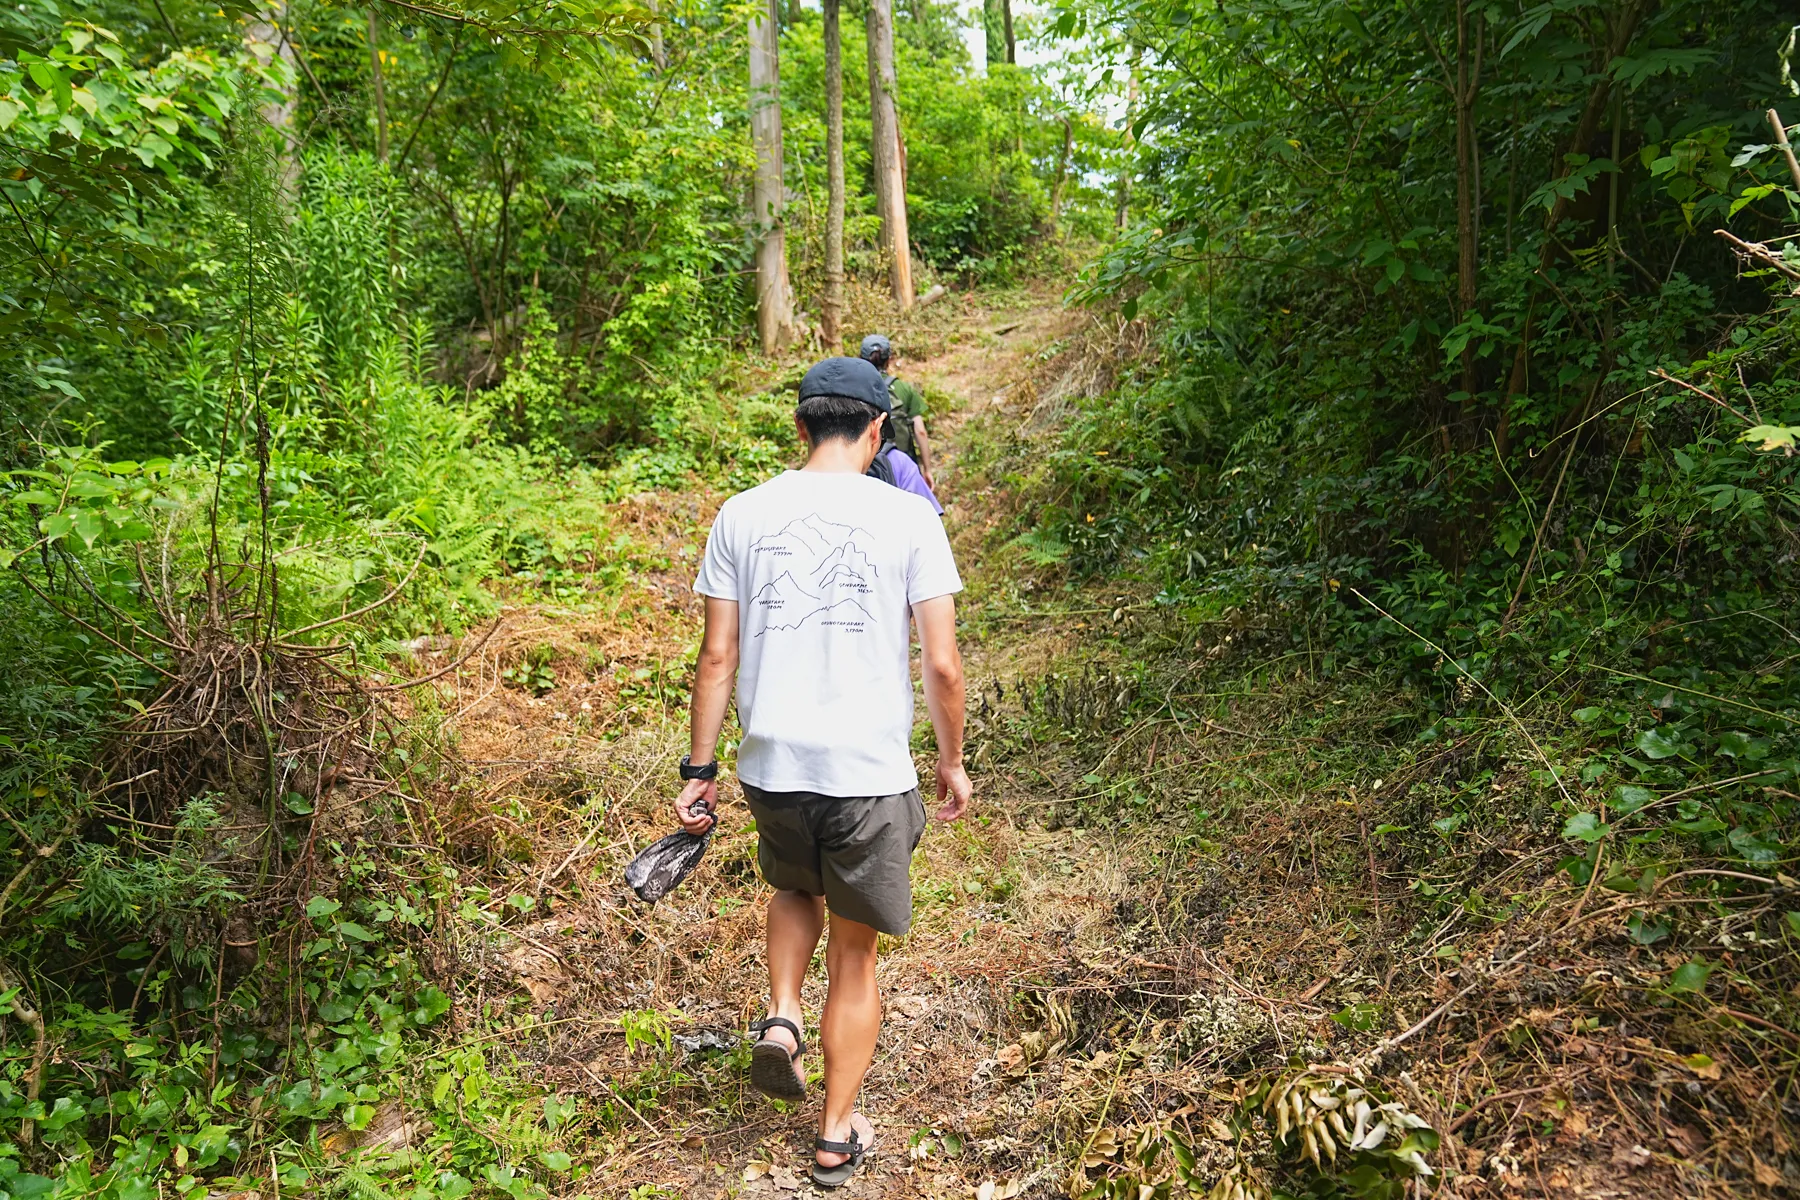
[934,759,971,822]
[674,778,718,833]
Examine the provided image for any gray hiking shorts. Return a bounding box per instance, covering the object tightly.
[741,782,928,935]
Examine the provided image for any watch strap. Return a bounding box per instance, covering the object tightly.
[680,755,718,781]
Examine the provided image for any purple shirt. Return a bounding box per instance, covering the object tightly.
[884,447,943,515]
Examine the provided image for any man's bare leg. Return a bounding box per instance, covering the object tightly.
[763,889,826,1062]
[816,913,880,1167]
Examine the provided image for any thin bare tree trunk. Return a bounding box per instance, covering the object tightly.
[865,0,913,309]
[648,0,665,71]
[1453,0,1482,396]
[1050,114,1073,239]
[749,0,798,351]
[1115,44,1141,231]
[1001,0,1015,63]
[368,7,388,163]
[822,0,846,347]
[983,0,1004,66]
[246,2,299,195]
[1494,0,1643,454]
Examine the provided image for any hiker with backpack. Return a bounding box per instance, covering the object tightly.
[862,398,943,516]
[673,354,971,1187]
[860,335,936,493]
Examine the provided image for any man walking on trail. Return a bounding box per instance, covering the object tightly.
[860,334,936,492]
[673,355,971,1188]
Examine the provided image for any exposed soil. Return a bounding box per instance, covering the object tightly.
[413,286,1796,1200]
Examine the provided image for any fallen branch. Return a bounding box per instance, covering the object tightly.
[0,963,46,1144]
[1766,107,1800,193]
[572,1058,660,1135]
[1711,228,1800,284]
[1446,1085,1551,1134]
[365,617,504,693]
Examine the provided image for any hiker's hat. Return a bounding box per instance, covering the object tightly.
[798,356,892,413]
[858,334,892,362]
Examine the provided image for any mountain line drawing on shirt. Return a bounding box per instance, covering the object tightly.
[746,514,881,637]
[748,572,818,610]
[810,542,878,583]
[758,596,876,634]
[748,514,874,563]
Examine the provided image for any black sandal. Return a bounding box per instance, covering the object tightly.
[746,1016,807,1099]
[811,1127,870,1189]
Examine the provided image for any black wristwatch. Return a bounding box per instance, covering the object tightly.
[679,755,718,781]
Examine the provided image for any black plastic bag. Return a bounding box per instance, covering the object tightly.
[624,804,714,903]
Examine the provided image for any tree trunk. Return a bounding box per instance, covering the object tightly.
[368,7,388,163]
[648,0,665,71]
[822,0,846,347]
[245,2,299,195]
[749,0,798,352]
[1495,0,1644,451]
[865,0,914,309]
[1115,44,1141,231]
[983,0,1005,66]
[1001,0,1015,64]
[1453,0,1482,396]
[1050,114,1072,239]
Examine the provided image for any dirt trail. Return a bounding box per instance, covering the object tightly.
[436,287,1144,1199]
[424,287,1779,1200]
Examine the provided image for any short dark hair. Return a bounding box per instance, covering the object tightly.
[863,347,891,370]
[797,395,882,444]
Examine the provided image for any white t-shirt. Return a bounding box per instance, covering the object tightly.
[693,469,963,797]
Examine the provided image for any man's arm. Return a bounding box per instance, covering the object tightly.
[913,594,970,821]
[675,596,739,832]
[911,416,934,486]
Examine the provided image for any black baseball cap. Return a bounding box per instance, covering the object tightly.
[859,334,892,361]
[797,356,892,413]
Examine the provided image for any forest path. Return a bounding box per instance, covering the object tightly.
[438,283,1142,1199]
[423,283,1787,1200]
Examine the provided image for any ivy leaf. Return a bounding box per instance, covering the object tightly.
[1612,785,1655,815]
[317,999,356,1023]
[538,1152,572,1172]
[1716,731,1753,758]
[1727,827,1781,865]
[1635,728,1684,760]
[1561,812,1609,843]
[1665,958,1713,994]
[412,985,452,1025]
[1625,912,1669,944]
[1330,1002,1379,1031]
[304,896,341,921]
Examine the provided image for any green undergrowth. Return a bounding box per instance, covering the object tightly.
[0,157,802,1200]
[957,615,1796,1195]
